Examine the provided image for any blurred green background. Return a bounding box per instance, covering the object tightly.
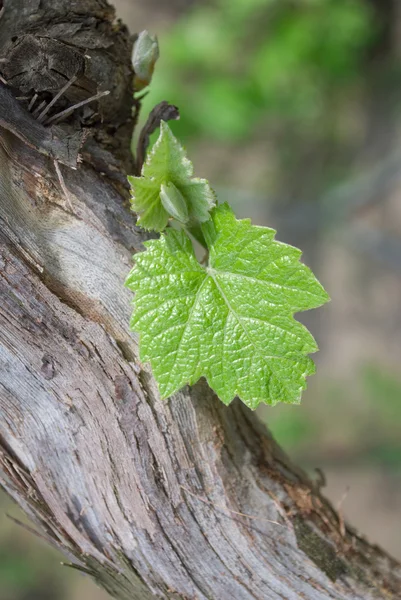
[2,0,401,598]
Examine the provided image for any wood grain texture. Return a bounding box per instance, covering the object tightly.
[1,1,401,599]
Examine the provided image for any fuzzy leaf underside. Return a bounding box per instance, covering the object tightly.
[126,203,329,408]
[129,121,215,230]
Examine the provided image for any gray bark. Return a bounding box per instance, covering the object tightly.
[0,1,400,599]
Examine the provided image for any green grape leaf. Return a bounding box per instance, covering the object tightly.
[126,203,329,408]
[128,121,215,231]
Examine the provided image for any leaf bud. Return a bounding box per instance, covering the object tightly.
[132,30,160,91]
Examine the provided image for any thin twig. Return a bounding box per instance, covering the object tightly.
[32,100,47,118]
[54,160,74,212]
[6,514,51,544]
[134,90,149,102]
[336,486,349,538]
[181,485,284,527]
[37,75,77,122]
[314,467,326,491]
[61,562,95,576]
[45,89,110,125]
[266,489,293,529]
[28,93,38,112]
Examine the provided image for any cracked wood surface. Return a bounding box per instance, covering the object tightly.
[1,1,401,599]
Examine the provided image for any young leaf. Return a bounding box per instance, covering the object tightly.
[128,121,215,231]
[126,203,329,409]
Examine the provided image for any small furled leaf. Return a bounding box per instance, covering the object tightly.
[126,203,330,409]
[129,121,215,231]
[160,182,189,224]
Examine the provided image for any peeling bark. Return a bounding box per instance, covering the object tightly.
[0,1,401,599]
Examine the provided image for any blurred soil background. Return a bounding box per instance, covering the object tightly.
[1,0,401,598]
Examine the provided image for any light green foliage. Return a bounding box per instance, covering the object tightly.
[141,0,373,142]
[128,121,215,230]
[126,203,329,408]
[363,365,401,427]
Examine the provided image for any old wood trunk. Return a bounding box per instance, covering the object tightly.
[0,1,400,598]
